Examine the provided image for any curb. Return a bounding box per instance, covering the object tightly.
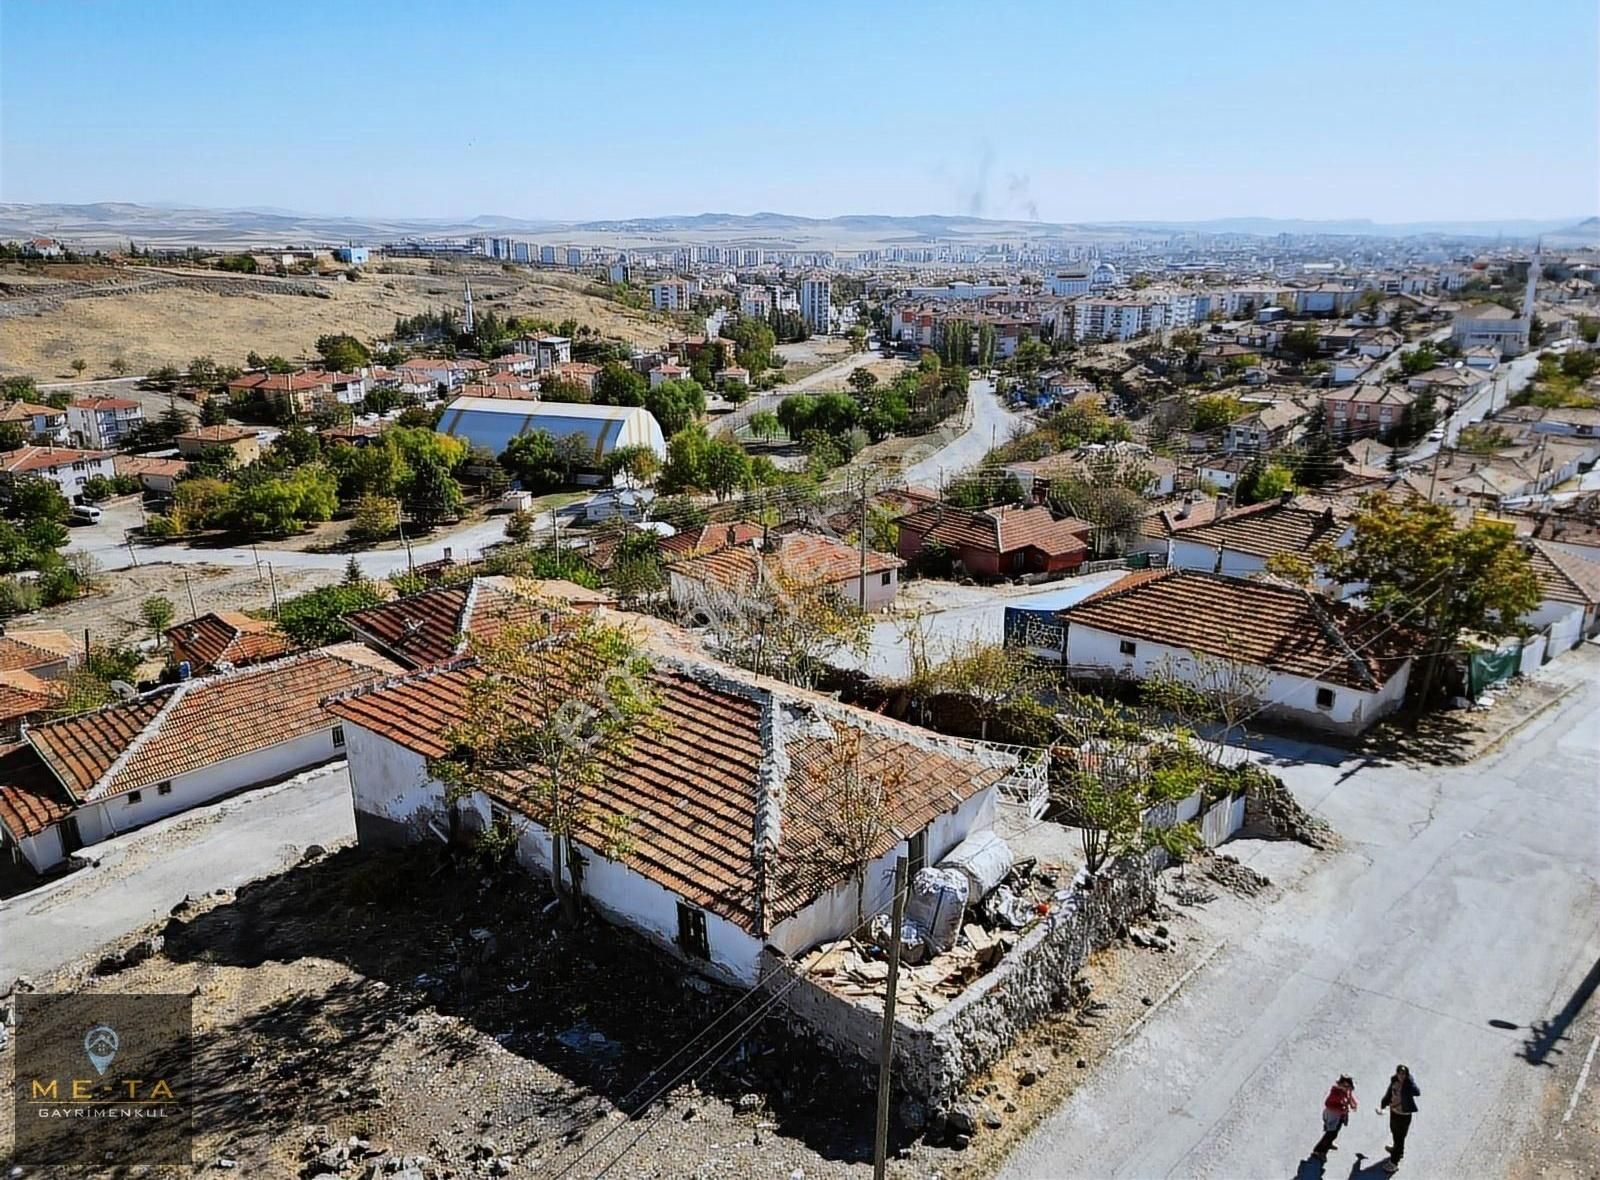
[1469,679,1583,763]
[1111,939,1227,1051]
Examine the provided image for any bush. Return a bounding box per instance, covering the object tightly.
[0,576,41,616]
[349,494,399,542]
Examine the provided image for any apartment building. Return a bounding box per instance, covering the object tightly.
[650,279,696,311]
[65,397,145,449]
[799,277,832,335]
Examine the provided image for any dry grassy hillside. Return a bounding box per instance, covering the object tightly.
[0,262,679,378]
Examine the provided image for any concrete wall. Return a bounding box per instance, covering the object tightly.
[1063,623,1410,735]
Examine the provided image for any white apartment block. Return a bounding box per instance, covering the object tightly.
[649,280,696,312]
[799,277,832,335]
[1069,290,1194,342]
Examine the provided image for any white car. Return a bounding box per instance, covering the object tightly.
[1427,427,1446,442]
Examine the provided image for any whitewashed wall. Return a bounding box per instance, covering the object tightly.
[1064,623,1409,735]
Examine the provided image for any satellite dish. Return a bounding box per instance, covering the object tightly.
[109,680,138,700]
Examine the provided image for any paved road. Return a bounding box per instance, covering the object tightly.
[999,646,1600,1180]
[902,377,1023,489]
[714,345,874,437]
[0,765,355,985]
[65,498,579,575]
[1404,351,1541,466]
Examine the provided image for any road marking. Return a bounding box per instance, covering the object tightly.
[1560,1033,1598,1128]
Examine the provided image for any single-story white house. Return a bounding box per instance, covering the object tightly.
[1523,540,1600,657]
[1056,568,1415,735]
[328,645,1013,987]
[0,645,399,875]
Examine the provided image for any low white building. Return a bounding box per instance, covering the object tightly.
[1451,303,1529,358]
[0,645,400,875]
[329,643,1012,987]
[1164,496,1354,594]
[1057,569,1414,735]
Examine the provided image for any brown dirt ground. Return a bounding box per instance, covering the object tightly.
[0,263,676,380]
[0,842,1235,1180]
[20,561,339,654]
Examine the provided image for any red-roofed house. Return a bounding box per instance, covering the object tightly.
[895,504,1091,578]
[0,644,400,874]
[0,400,69,444]
[66,397,145,448]
[0,445,116,497]
[327,641,1012,986]
[669,531,904,613]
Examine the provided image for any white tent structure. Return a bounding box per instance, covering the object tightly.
[437,396,667,463]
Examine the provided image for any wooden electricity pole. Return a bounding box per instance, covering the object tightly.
[873,856,909,1180]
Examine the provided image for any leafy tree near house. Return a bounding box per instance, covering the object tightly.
[748,409,780,442]
[644,377,706,436]
[429,607,661,918]
[702,438,752,500]
[1319,496,1540,702]
[1279,325,1322,365]
[2,376,39,402]
[604,443,662,487]
[140,595,176,645]
[847,367,878,395]
[273,581,385,646]
[0,422,26,452]
[349,494,399,541]
[501,429,566,492]
[316,334,371,372]
[187,356,219,388]
[1399,345,1439,377]
[1191,394,1244,431]
[1235,460,1295,506]
[200,397,230,427]
[595,361,647,407]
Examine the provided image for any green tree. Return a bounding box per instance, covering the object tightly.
[776,393,816,438]
[1279,325,1322,365]
[140,595,176,644]
[70,358,88,377]
[187,356,219,388]
[2,376,40,402]
[1320,497,1541,702]
[274,582,385,646]
[604,443,662,486]
[401,452,464,527]
[749,409,779,441]
[595,361,647,406]
[316,334,371,372]
[1191,394,1244,431]
[847,368,879,395]
[429,607,660,917]
[504,508,535,545]
[501,429,566,492]
[350,494,400,541]
[200,397,230,427]
[702,439,752,500]
[1399,345,1439,377]
[644,377,706,436]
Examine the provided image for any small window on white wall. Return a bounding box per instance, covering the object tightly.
[1315,686,1336,709]
[1119,639,1137,656]
[331,725,346,748]
[126,791,142,805]
[157,782,172,796]
[676,902,709,959]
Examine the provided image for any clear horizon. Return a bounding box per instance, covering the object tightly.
[2,0,1596,224]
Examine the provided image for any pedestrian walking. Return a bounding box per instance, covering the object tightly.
[1377,1063,1421,1172]
[1310,1074,1358,1161]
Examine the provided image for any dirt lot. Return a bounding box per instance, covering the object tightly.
[0,263,675,380]
[19,561,340,653]
[0,839,1270,1180]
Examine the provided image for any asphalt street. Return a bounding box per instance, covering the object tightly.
[902,377,1023,489]
[998,646,1600,1179]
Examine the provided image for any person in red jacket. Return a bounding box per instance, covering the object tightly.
[1310,1075,1358,1161]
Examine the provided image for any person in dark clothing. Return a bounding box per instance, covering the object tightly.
[1310,1074,1357,1160]
[1378,1064,1420,1172]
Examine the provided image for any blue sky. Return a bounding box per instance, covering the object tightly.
[2,0,1595,224]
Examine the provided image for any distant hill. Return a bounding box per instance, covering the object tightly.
[0,202,1593,250]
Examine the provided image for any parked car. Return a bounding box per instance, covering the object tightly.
[69,503,103,524]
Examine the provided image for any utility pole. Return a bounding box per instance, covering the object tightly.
[873,856,909,1180]
[857,472,869,611]
[267,563,281,619]
[182,568,198,619]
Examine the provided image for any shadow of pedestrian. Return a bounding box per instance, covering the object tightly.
[1292,1156,1324,1179]
[1521,955,1600,1067]
[1344,1153,1391,1178]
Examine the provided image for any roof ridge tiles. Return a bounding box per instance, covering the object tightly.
[79,681,192,802]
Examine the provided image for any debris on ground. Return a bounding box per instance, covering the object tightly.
[1204,854,1273,897]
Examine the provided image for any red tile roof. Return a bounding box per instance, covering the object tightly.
[0,445,114,475]
[0,669,63,725]
[25,645,400,803]
[69,396,140,411]
[0,631,76,673]
[0,740,74,840]
[896,504,1090,558]
[327,649,1007,934]
[343,578,546,669]
[659,521,766,560]
[672,532,901,593]
[174,424,258,444]
[1062,568,1415,689]
[165,611,295,673]
[1527,540,1600,607]
[1167,496,1351,560]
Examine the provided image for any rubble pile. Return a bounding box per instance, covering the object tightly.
[1241,766,1339,849]
[1205,853,1273,896]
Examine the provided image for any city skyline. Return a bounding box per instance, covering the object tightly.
[2,0,1596,224]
